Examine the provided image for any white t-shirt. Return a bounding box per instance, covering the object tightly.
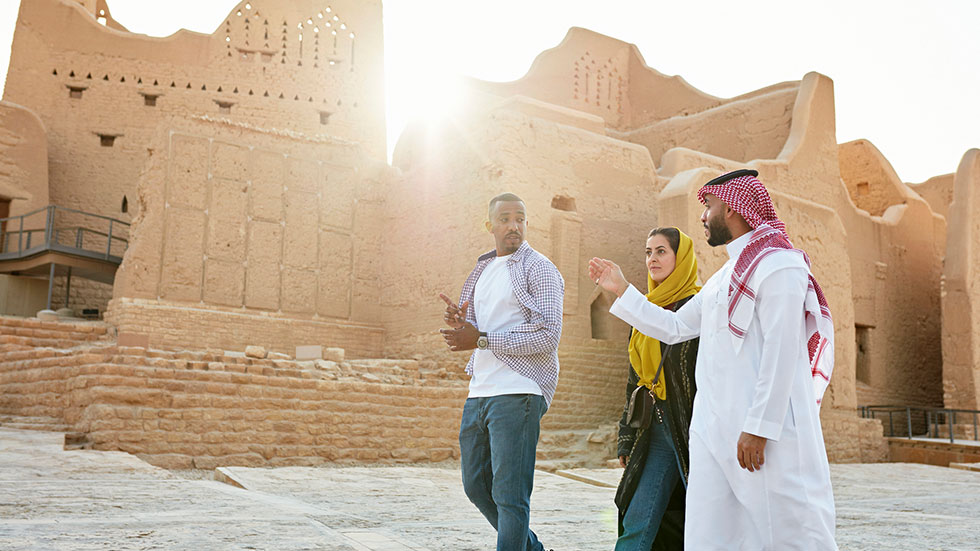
[468,255,543,397]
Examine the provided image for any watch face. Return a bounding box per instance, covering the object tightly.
[477,336,489,349]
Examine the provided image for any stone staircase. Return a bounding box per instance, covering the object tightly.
[0,414,70,432]
[2,315,626,471]
[0,316,113,351]
[0,315,470,469]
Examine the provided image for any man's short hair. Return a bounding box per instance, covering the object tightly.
[488,192,525,219]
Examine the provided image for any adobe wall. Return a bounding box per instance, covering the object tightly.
[619,84,798,168]
[3,0,385,313]
[464,28,721,133]
[0,101,49,215]
[0,101,53,316]
[387,95,662,430]
[942,149,980,410]
[106,117,390,357]
[908,173,954,220]
[837,141,945,407]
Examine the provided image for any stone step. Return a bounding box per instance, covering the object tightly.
[0,415,70,433]
[950,462,980,472]
[0,334,89,349]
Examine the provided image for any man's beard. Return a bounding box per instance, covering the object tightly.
[706,215,733,247]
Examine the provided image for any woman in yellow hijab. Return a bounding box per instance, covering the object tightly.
[614,227,701,551]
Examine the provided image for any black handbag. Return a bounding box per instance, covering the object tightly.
[625,344,671,430]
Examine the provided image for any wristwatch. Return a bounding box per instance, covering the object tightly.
[477,332,489,350]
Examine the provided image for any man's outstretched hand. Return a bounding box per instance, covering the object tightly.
[439,294,469,329]
[588,257,629,297]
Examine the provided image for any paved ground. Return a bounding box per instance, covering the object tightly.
[1,428,979,550]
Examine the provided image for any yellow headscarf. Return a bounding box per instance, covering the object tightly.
[629,228,701,400]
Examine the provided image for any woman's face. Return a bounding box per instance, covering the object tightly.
[646,234,677,284]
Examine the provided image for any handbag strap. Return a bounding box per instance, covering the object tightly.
[651,344,672,389]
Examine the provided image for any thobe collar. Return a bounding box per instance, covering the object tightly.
[725,231,753,259]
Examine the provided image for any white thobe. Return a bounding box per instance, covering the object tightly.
[609,232,837,551]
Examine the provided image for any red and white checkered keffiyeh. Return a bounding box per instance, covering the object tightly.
[698,173,834,407]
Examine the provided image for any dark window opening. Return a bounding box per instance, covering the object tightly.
[319,111,332,125]
[141,93,160,107]
[121,196,128,213]
[214,100,235,114]
[99,134,117,147]
[67,85,86,99]
[551,195,577,212]
[856,324,872,385]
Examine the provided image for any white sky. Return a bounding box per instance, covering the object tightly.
[0,0,977,183]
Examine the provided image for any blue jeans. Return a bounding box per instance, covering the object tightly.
[615,418,681,551]
[459,394,547,551]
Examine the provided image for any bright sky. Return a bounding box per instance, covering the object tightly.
[0,0,977,183]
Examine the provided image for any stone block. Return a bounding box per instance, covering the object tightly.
[429,448,453,462]
[316,230,352,318]
[203,259,245,307]
[169,135,210,209]
[323,348,345,362]
[117,332,149,348]
[245,346,267,359]
[320,166,355,229]
[286,157,319,194]
[36,309,58,321]
[283,191,319,269]
[244,221,282,310]
[295,345,323,361]
[281,268,316,314]
[160,207,206,302]
[250,151,284,221]
[207,178,248,261]
[211,141,250,182]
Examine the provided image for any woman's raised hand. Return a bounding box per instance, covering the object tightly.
[588,257,629,297]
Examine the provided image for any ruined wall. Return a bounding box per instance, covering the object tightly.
[3,0,385,313]
[621,84,797,168]
[107,117,388,356]
[942,149,980,410]
[838,141,945,407]
[909,173,954,220]
[387,95,661,430]
[465,27,723,133]
[0,316,467,469]
[839,140,909,216]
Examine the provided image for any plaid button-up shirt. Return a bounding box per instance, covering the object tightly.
[458,240,564,407]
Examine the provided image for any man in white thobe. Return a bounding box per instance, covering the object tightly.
[589,169,838,550]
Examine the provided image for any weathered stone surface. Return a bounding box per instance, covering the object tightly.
[36,310,58,321]
[244,346,267,359]
[323,348,345,362]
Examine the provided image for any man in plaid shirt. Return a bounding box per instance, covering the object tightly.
[440,192,563,551]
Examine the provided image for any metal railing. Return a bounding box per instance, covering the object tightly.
[0,205,129,262]
[859,405,980,444]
